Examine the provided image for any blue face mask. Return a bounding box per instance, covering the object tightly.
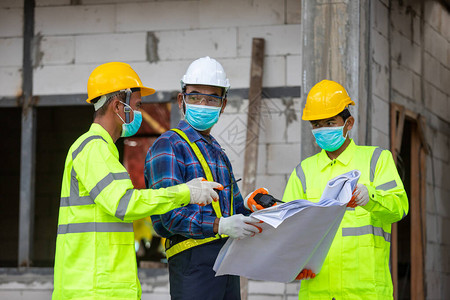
[117,103,143,137]
[184,102,221,131]
[311,121,348,152]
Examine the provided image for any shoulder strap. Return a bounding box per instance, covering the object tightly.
[171,128,224,218]
[171,129,213,181]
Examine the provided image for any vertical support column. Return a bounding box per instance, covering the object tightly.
[301,0,369,159]
[19,107,36,267]
[18,0,36,268]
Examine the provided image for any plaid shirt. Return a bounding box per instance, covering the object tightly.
[144,120,248,239]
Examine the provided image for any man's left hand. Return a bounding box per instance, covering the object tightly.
[353,183,370,206]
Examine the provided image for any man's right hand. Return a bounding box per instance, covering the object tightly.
[244,188,270,212]
[218,214,262,239]
[186,177,223,206]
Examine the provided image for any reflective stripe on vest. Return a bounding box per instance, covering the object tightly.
[165,128,231,259]
[376,180,397,191]
[370,147,383,182]
[295,163,307,193]
[58,135,133,233]
[342,225,391,242]
[58,222,133,234]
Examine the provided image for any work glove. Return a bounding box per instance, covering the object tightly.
[346,187,358,208]
[186,177,223,206]
[218,214,262,239]
[295,269,316,280]
[353,183,370,206]
[244,188,271,212]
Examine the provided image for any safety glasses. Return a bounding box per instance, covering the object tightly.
[183,93,223,107]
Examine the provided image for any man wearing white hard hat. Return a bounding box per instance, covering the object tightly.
[144,57,268,299]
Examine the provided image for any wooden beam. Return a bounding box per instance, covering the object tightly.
[417,115,429,155]
[391,103,427,300]
[141,110,168,134]
[389,103,400,300]
[395,105,405,157]
[242,37,265,196]
[390,103,399,164]
[411,124,424,300]
[420,147,427,255]
[241,37,265,300]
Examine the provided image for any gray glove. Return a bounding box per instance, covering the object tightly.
[186,177,222,206]
[218,214,262,239]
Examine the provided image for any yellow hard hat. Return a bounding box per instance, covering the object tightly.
[302,80,355,120]
[86,62,155,103]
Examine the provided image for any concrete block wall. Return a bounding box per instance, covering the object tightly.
[388,1,450,299]
[28,0,301,96]
[0,1,24,97]
[212,97,302,199]
[370,0,391,150]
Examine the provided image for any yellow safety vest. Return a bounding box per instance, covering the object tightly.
[282,140,408,300]
[53,123,190,300]
[164,128,232,259]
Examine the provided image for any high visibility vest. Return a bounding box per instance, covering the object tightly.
[282,140,408,300]
[163,128,232,259]
[53,123,190,300]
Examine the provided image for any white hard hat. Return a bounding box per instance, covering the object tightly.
[181,56,230,93]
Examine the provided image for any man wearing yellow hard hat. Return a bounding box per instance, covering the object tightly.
[52,62,223,300]
[282,80,409,299]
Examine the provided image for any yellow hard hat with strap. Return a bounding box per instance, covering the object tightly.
[302,79,355,121]
[86,62,155,103]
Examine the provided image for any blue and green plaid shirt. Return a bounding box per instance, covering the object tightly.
[144,120,249,239]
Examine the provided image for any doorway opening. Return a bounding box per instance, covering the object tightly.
[390,103,427,300]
